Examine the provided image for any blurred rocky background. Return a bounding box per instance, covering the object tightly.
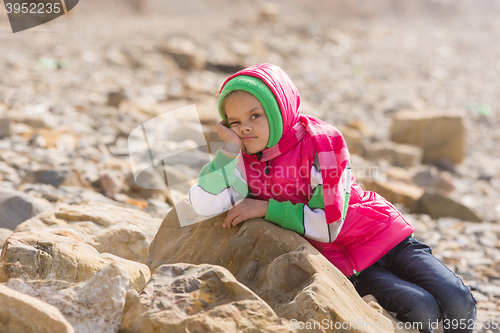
[0,0,500,332]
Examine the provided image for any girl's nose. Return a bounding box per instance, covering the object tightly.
[240,123,251,133]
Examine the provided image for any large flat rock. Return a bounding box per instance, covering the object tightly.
[15,201,162,263]
[146,196,414,332]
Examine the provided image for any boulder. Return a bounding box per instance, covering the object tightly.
[160,39,206,71]
[411,190,483,222]
[0,188,53,230]
[97,169,125,198]
[0,284,74,333]
[384,167,413,184]
[107,90,126,108]
[0,227,13,248]
[21,168,93,189]
[0,231,150,291]
[346,119,373,138]
[390,110,466,164]
[146,196,410,332]
[15,201,162,263]
[350,154,378,181]
[410,166,454,193]
[125,169,174,206]
[338,126,368,157]
[259,3,281,22]
[8,109,58,129]
[22,128,79,150]
[119,263,292,333]
[162,163,198,194]
[0,161,21,184]
[362,178,424,207]
[101,253,151,292]
[7,263,129,333]
[0,118,11,137]
[367,141,423,167]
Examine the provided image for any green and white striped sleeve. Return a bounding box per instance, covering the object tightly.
[264,152,351,243]
[188,150,251,217]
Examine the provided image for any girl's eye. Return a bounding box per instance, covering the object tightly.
[229,114,259,126]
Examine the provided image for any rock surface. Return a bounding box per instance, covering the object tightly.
[0,227,13,248]
[15,201,162,263]
[120,263,293,333]
[411,189,484,222]
[146,197,410,332]
[390,110,466,165]
[367,141,423,168]
[0,231,110,283]
[363,178,424,207]
[0,188,53,230]
[7,263,129,333]
[0,284,75,333]
[0,231,150,291]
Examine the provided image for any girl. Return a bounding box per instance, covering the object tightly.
[188,63,476,333]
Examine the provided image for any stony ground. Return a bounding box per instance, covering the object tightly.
[1,0,500,330]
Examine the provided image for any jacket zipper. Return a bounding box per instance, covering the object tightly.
[256,151,269,174]
[338,244,357,275]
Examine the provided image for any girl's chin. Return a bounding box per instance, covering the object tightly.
[244,144,266,155]
[246,147,265,155]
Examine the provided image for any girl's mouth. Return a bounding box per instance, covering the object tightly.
[242,137,256,141]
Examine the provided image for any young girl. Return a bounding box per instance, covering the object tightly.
[188,63,477,333]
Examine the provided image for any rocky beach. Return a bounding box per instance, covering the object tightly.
[1,1,500,332]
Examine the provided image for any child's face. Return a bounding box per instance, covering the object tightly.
[225,91,270,154]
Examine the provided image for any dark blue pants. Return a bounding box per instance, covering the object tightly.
[349,236,477,333]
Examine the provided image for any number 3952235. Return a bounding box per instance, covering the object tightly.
[5,2,62,14]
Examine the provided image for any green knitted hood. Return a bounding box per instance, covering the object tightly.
[218,75,283,151]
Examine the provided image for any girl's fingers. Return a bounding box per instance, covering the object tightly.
[223,214,240,228]
[232,215,242,227]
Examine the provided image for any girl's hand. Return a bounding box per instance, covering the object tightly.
[216,120,244,150]
[223,198,269,228]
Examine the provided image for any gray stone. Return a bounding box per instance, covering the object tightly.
[411,166,455,193]
[0,118,11,137]
[0,188,53,230]
[391,110,466,164]
[160,38,206,71]
[367,141,423,167]
[338,126,368,157]
[411,190,483,222]
[107,91,126,108]
[98,169,125,198]
[22,168,93,189]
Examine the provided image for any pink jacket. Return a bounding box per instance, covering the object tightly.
[220,64,415,277]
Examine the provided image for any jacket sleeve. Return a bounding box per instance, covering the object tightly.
[188,149,251,217]
[264,152,351,243]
